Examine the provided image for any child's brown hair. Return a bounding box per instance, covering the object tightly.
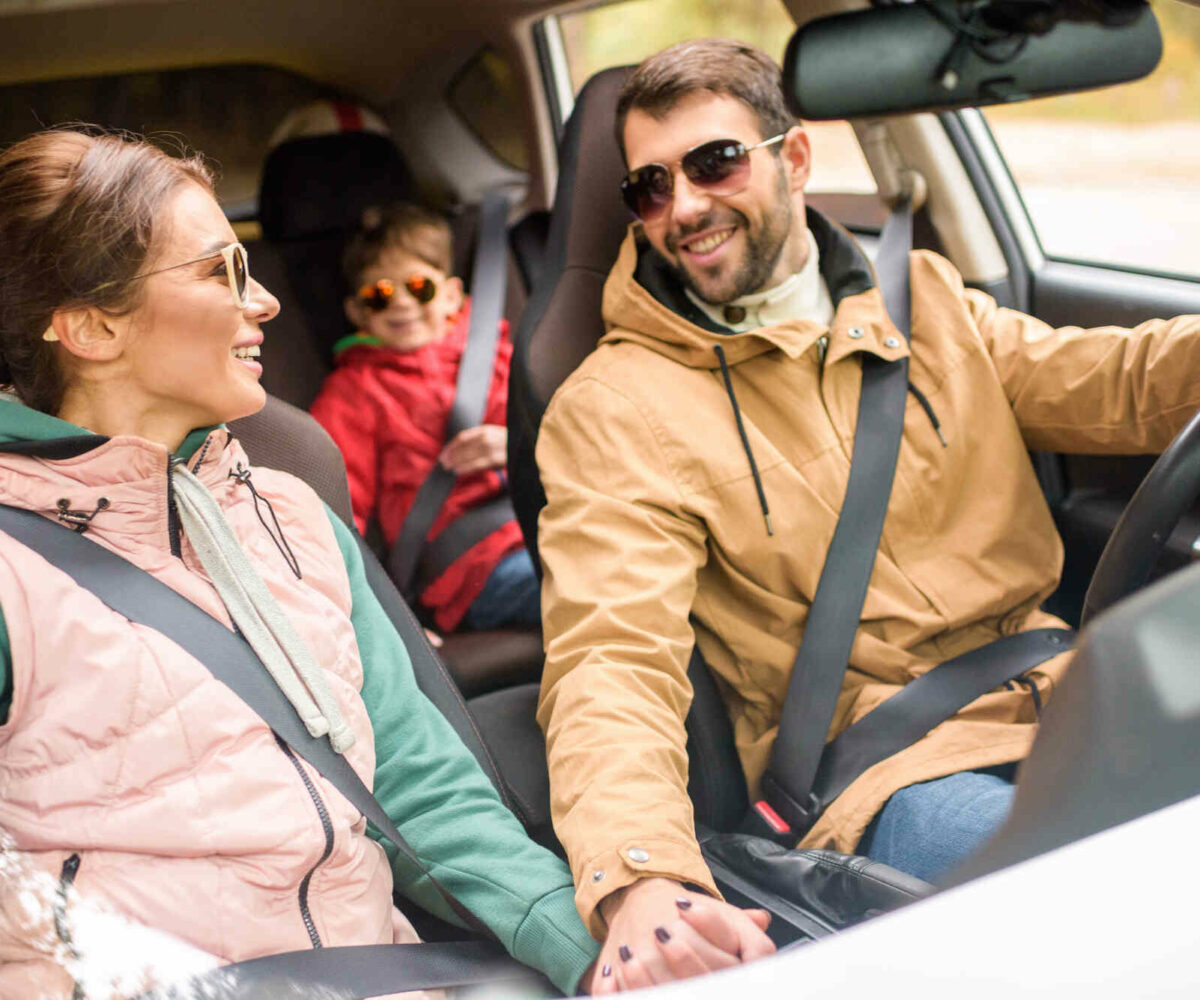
[343,202,453,291]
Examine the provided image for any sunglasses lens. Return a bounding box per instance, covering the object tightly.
[682,140,750,193]
[359,279,394,311]
[232,245,249,304]
[405,275,437,304]
[621,165,673,222]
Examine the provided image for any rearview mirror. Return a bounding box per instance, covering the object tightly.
[783,1,1162,120]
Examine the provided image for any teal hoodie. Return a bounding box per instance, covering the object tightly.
[0,399,597,993]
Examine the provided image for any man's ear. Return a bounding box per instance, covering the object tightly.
[781,125,812,194]
[344,296,367,330]
[47,306,124,363]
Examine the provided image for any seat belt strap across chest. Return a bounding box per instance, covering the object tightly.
[0,503,541,998]
[755,200,1073,843]
[757,198,915,836]
[389,192,512,599]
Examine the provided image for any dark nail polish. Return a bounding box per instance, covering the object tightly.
[601,964,612,978]
[675,897,693,910]
[654,926,671,943]
[619,945,633,962]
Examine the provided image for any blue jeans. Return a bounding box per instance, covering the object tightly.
[856,769,1016,883]
[461,549,542,631]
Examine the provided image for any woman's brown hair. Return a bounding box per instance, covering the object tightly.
[0,129,213,414]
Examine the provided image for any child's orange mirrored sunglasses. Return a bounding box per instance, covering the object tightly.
[357,275,437,311]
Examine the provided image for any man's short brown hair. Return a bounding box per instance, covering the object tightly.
[343,202,453,290]
[615,38,796,162]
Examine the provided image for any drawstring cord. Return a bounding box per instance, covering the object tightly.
[171,463,355,754]
[711,345,947,534]
[713,345,773,537]
[907,382,948,448]
[230,463,302,580]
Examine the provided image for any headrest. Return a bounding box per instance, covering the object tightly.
[553,66,634,283]
[517,66,633,410]
[258,101,416,242]
[507,67,634,566]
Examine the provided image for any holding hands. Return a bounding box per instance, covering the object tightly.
[588,877,775,993]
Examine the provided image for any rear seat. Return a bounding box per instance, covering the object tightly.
[243,116,546,697]
[248,128,418,408]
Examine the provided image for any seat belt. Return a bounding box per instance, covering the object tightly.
[153,942,532,999]
[388,192,516,600]
[0,503,540,998]
[753,198,1073,843]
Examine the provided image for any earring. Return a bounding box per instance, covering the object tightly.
[42,327,60,342]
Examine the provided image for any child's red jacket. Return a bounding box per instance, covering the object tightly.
[310,305,525,631]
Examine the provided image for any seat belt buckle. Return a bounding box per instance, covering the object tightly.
[756,773,824,843]
[753,800,791,835]
[740,801,797,846]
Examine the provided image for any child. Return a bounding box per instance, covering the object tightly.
[311,203,540,634]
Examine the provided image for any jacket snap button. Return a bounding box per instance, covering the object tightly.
[628,848,650,863]
[592,870,606,882]
[848,327,865,339]
[723,305,747,325]
[884,336,901,349]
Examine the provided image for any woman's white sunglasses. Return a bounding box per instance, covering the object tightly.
[44,243,251,343]
[93,241,249,309]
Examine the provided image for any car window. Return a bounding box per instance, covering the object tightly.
[983,0,1200,279]
[447,46,531,172]
[0,64,339,220]
[547,0,879,226]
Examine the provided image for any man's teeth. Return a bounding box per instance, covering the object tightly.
[686,230,733,255]
[231,345,261,360]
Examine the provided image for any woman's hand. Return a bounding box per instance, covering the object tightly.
[439,425,507,475]
[588,877,775,993]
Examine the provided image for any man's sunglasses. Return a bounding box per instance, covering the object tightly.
[357,275,438,311]
[620,133,786,222]
[87,242,250,309]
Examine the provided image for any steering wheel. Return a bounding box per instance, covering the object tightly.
[1080,406,1200,626]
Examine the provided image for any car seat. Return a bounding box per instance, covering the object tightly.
[249,100,545,412]
[466,68,752,852]
[250,101,419,409]
[248,104,546,697]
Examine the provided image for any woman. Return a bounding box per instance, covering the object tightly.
[0,128,601,999]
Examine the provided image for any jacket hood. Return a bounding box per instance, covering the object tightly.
[601,207,895,369]
[0,395,217,461]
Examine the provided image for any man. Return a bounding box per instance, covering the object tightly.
[535,38,1200,990]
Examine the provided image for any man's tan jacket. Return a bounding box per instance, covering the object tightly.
[536,213,1200,935]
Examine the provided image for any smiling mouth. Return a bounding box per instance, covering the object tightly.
[231,345,261,360]
[681,227,736,257]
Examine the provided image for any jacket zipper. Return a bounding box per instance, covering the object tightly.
[275,735,334,948]
[166,455,182,558]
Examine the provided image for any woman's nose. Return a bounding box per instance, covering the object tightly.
[246,276,281,323]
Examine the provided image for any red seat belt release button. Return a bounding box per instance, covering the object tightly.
[753,799,791,835]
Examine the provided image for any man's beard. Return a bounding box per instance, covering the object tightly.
[666,169,795,305]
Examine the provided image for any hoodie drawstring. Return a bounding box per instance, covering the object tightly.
[907,382,948,448]
[171,463,355,754]
[230,463,302,580]
[713,345,773,537]
[712,347,950,534]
